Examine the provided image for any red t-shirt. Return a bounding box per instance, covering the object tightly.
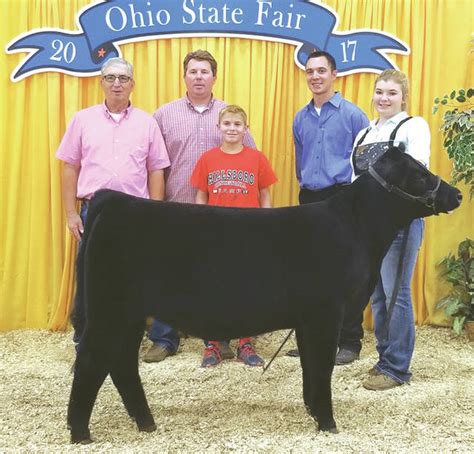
[191,147,277,207]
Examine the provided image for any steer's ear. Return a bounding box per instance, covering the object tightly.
[388,143,405,154]
[382,148,411,183]
[384,147,407,168]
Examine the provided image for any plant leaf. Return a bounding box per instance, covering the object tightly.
[453,316,466,335]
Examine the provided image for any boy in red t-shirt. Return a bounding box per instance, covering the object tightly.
[191,105,277,367]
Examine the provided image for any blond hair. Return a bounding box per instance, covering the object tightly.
[218,105,248,124]
[374,69,409,111]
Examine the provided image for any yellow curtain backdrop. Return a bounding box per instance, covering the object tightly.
[0,0,472,331]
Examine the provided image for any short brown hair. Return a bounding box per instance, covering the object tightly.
[306,50,336,72]
[183,50,217,76]
[218,105,248,124]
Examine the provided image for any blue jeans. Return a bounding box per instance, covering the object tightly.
[72,200,89,348]
[371,218,424,383]
[148,319,180,353]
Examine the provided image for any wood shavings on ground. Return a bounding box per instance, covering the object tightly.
[0,326,473,452]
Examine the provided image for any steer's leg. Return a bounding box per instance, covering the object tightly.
[295,326,311,413]
[298,319,339,433]
[67,338,109,444]
[110,322,156,433]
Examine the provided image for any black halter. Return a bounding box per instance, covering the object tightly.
[368,166,442,214]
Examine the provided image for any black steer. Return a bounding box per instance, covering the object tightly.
[67,148,462,443]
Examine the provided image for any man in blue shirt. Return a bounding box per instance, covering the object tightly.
[290,50,369,363]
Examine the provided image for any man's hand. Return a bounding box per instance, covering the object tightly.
[67,212,84,241]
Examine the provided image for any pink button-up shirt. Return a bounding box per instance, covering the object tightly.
[154,96,256,203]
[56,103,170,200]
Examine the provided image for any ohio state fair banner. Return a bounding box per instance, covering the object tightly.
[6,0,409,82]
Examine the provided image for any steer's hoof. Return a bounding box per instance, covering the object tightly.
[319,424,339,434]
[70,432,93,444]
[79,437,94,444]
[138,423,157,433]
[312,416,338,434]
[136,416,157,433]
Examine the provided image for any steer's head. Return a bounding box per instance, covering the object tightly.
[369,147,462,217]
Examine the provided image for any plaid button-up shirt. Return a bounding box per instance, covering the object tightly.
[154,96,256,203]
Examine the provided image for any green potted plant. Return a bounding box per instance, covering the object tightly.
[436,239,474,339]
[433,88,473,198]
[434,88,473,338]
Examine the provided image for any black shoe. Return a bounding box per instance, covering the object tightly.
[335,348,359,365]
[286,348,300,357]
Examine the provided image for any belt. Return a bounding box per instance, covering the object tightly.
[303,183,350,193]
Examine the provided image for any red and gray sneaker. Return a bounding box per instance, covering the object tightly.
[237,343,264,367]
[201,344,222,368]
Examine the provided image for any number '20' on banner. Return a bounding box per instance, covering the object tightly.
[6,0,410,82]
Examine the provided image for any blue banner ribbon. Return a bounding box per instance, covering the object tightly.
[6,0,409,81]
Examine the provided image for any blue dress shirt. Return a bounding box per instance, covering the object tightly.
[293,92,369,190]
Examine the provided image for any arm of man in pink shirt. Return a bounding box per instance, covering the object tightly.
[148,169,165,200]
[62,162,83,241]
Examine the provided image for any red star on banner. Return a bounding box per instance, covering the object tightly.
[97,48,106,58]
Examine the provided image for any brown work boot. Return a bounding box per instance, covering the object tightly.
[363,374,402,391]
[143,344,173,363]
[368,366,382,376]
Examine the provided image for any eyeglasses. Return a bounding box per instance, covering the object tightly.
[103,74,132,84]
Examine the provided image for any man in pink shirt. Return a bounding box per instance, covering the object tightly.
[56,57,170,348]
[145,50,256,363]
